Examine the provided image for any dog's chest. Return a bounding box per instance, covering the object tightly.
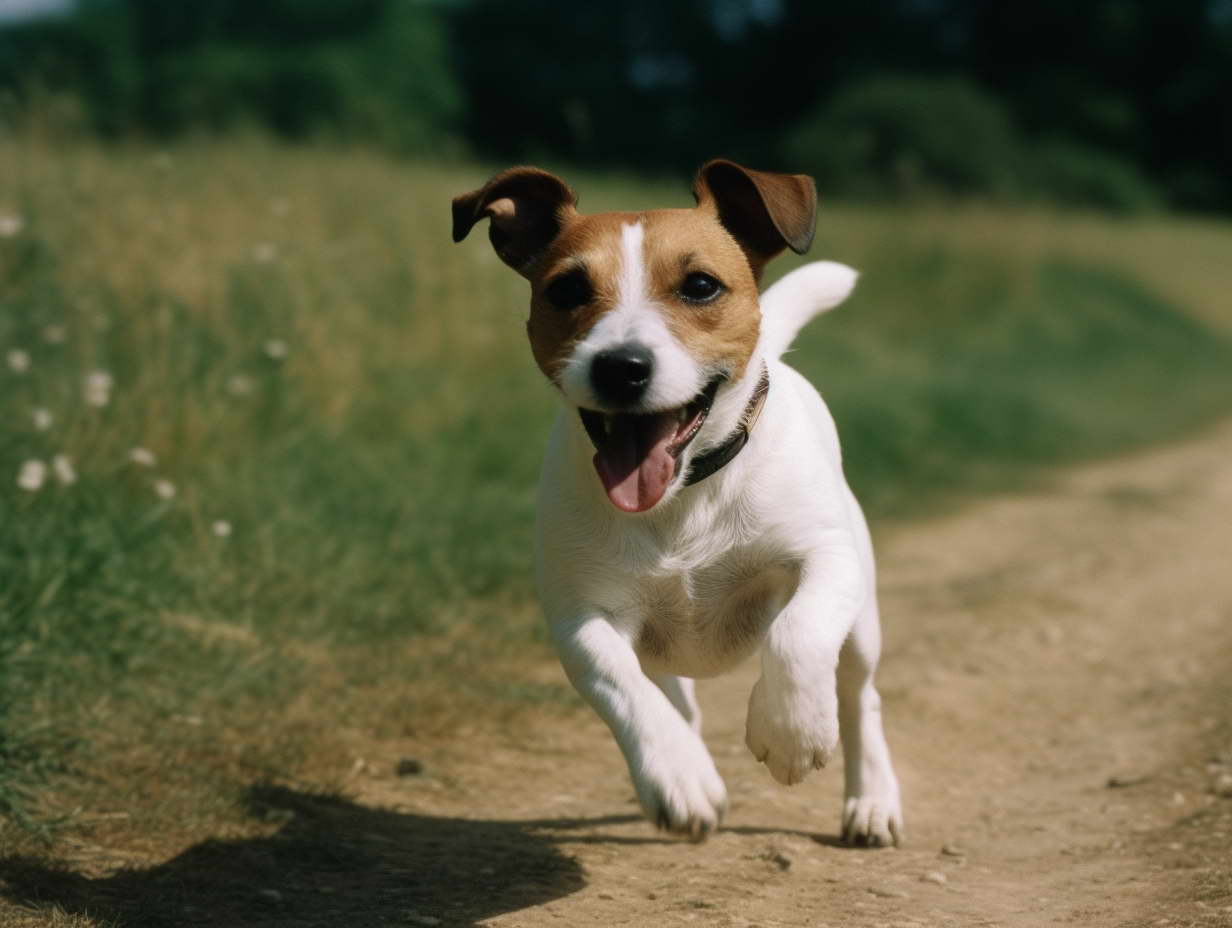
[630,549,801,678]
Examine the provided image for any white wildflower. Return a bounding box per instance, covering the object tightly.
[211,520,233,538]
[31,408,53,431]
[51,454,77,485]
[7,349,30,373]
[263,339,288,360]
[226,374,254,396]
[0,214,24,238]
[42,325,67,344]
[84,370,113,407]
[17,459,46,492]
[252,242,278,263]
[153,479,176,500]
[128,447,157,467]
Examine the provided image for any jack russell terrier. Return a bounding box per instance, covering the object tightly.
[452,160,903,846]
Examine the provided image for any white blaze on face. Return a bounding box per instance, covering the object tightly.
[559,222,703,412]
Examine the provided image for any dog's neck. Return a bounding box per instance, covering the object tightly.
[683,363,769,487]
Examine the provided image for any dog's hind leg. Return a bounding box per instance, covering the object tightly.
[650,674,702,733]
[837,597,903,847]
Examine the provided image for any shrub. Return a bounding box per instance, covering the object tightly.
[1026,139,1160,214]
[785,75,1021,200]
[786,75,1161,213]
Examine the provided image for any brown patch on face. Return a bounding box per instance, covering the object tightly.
[524,207,761,387]
[641,207,761,383]
[524,212,629,383]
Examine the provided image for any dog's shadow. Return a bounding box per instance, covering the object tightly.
[0,784,598,927]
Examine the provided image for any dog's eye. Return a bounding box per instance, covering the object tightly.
[679,272,724,304]
[544,270,593,311]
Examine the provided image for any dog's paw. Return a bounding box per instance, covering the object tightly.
[842,788,904,848]
[745,675,839,786]
[632,734,727,842]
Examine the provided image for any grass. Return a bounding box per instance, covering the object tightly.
[1,134,1231,857]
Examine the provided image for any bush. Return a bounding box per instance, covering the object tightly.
[786,75,1161,213]
[785,75,1021,201]
[1026,139,1160,214]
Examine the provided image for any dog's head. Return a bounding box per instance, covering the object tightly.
[452,160,816,513]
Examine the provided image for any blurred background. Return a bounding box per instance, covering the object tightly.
[3,0,1232,211]
[1,0,1231,909]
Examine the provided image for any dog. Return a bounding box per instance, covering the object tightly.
[451,160,903,846]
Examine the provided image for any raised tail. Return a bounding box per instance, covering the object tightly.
[757,261,858,361]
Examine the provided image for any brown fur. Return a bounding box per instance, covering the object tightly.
[526,207,762,386]
[453,160,818,401]
[634,558,802,678]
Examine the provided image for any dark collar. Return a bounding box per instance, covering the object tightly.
[683,365,770,488]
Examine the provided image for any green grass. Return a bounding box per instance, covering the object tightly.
[1,135,1231,844]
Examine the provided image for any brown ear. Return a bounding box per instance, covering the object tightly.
[693,159,817,277]
[451,167,578,276]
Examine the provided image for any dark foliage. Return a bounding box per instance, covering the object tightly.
[2,0,1230,211]
[0,0,460,152]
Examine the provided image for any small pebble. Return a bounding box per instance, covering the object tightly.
[920,871,947,885]
[767,850,792,871]
[940,843,966,857]
[1213,773,1232,798]
[868,886,909,899]
[257,889,283,904]
[396,757,424,776]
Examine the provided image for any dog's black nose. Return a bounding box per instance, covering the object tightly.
[591,345,654,406]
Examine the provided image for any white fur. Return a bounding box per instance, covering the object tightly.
[558,222,704,413]
[537,258,903,845]
[758,261,859,361]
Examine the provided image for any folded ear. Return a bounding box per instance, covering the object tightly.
[452,167,578,276]
[693,159,817,278]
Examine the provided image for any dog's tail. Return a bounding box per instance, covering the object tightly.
[757,261,858,361]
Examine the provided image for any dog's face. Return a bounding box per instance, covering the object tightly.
[453,160,816,513]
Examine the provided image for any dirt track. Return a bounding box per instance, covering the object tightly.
[383,419,1232,928]
[3,422,1232,927]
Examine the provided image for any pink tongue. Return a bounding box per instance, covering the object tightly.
[592,413,679,512]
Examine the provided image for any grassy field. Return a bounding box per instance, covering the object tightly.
[2,135,1231,854]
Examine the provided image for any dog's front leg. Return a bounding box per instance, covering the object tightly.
[551,615,727,840]
[745,550,864,786]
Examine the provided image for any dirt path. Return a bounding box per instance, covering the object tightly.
[371,420,1232,928]
[3,422,1231,927]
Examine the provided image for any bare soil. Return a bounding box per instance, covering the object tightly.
[4,421,1232,927]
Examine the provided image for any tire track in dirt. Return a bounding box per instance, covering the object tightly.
[369,420,1232,928]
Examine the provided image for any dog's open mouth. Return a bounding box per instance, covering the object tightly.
[578,377,722,513]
